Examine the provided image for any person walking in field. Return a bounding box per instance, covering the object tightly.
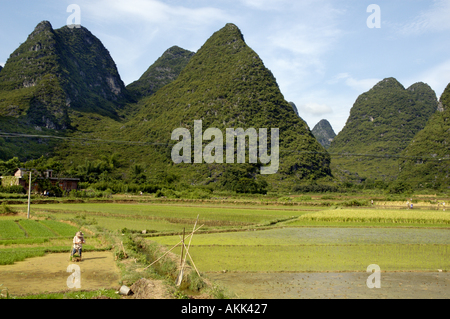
[71,231,86,261]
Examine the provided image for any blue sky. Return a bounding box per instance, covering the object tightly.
[1,0,450,134]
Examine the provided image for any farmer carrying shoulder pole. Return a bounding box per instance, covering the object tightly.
[71,231,86,261]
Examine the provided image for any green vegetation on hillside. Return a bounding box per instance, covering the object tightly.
[0,118,62,161]
[398,82,450,189]
[329,78,438,183]
[0,21,69,130]
[46,23,332,193]
[123,24,331,187]
[127,46,195,100]
[0,21,130,124]
[1,21,449,193]
[312,119,336,149]
[0,21,133,160]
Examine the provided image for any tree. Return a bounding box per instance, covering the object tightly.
[130,164,147,184]
[0,157,21,176]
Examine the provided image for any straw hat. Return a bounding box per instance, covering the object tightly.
[76,231,84,237]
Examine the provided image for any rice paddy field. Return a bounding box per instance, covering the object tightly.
[0,218,109,266]
[2,194,450,298]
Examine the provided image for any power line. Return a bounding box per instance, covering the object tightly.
[0,132,166,146]
[1,131,449,161]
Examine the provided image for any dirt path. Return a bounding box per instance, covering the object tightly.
[0,251,120,296]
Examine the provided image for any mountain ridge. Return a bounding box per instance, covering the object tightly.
[0,20,130,130]
[329,77,438,182]
[397,82,450,189]
[127,46,195,100]
[1,20,447,192]
[52,23,332,191]
[312,119,336,149]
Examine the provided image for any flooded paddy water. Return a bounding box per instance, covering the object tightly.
[166,227,450,298]
[208,271,450,299]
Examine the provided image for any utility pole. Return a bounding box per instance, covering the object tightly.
[27,171,31,219]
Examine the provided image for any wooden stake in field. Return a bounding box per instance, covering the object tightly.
[179,235,201,278]
[181,228,185,266]
[121,241,128,259]
[144,223,204,271]
[176,215,200,286]
[175,228,186,286]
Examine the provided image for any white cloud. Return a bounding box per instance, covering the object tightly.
[0,62,4,67]
[268,24,341,57]
[81,0,230,27]
[247,0,345,114]
[263,1,344,58]
[329,73,381,92]
[296,102,333,116]
[76,0,232,85]
[407,59,450,98]
[240,0,289,11]
[395,0,450,35]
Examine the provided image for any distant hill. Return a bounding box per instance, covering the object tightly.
[397,82,450,189]
[0,21,130,130]
[54,23,332,191]
[0,65,2,72]
[0,21,132,161]
[127,46,195,100]
[312,119,336,149]
[329,78,438,182]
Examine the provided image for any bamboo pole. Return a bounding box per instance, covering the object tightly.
[144,224,204,270]
[180,228,185,267]
[179,238,201,278]
[176,228,186,286]
[121,241,128,258]
[181,215,199,271]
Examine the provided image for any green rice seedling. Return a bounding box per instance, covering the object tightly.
[297,209,450,225]
[18,203,310,235]
[38,220,79,237]
[151,227,450,247]
[18,220,57,238]
[0,238,49,246]
[0,221,26,239]
[0,248,47,265]
[186,244,450,272]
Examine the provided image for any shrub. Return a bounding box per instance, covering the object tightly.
[0,185,25,194]
[387,181,412,194]
[0,203,16,215]
[340,199,369,207]
[292,184,338,193]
